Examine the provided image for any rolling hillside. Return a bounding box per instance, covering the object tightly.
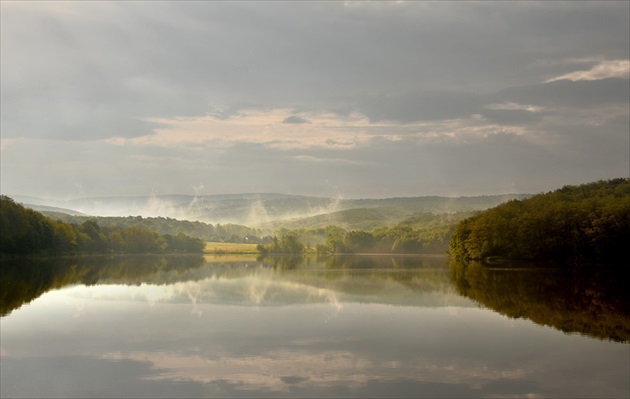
[259,207,477,231]
[14,192,530,227]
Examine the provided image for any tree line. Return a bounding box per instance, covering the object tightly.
[449,178,629,263]
[316,224,452,254]
[255,224,454,255]
[257,233,305,254]
[1,196,204,255]
[47,212,269,244]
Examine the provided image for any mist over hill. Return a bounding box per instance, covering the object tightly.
[11,192,531,227]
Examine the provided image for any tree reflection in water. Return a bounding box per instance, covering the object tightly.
[0,255,205,316]
[3,255,628,343]
[450,259,630,342]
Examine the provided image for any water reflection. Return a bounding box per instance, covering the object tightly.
[450,259,630,342]
[0,254,206,316]
[1,255,469,315]
[1,255,629,398]
[2,255,629,341]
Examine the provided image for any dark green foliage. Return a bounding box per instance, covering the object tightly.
[162,233,206,253]
[0,196,204,255]
[316,224,454,254]
[1,196,58,254]
[257,233,305,254]
[449,179,630,263]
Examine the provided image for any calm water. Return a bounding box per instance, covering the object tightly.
[1,255,628,398]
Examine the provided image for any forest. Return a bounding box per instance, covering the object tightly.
[44,207,463,255]
[3,195,461,256]
[0,196,204,255]
[4,178,627,259]
[448,178,629,263]
[255,223,454,255]
[45,212,269,244]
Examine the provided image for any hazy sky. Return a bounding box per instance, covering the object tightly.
[1,1,628,199]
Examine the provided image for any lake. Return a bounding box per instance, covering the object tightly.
[1,254,628,398]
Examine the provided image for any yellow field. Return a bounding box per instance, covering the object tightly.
[203,254,259,263]
[204,242,260,254]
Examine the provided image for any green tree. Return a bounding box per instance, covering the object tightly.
[448,178,630,263]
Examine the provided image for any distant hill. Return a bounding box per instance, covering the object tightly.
[261,195,529,230]
[260,207,478,231]
[23,204,85,216]
[11,192,531,227]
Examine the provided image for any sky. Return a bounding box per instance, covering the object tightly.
[1,1,629,200]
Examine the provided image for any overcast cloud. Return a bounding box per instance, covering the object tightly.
[1,1,628,200]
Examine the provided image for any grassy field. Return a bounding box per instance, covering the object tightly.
[204,242,260,254]
[203,254,259,263]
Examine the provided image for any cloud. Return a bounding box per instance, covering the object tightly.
[1,1,628,199]
[107,109,401,150]
[546,59,630,82]
[292,155,362,165]
[283,115,311,124]
[101,348,527,393]
[353,76,629,126]
[484,103,544,112]
[0,137,20,151]
[357,91,483,124]
[106,105,541,154]
[495,78,630,108]
[2,1,628,141]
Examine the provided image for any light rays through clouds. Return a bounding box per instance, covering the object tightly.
[1,1,628,199]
